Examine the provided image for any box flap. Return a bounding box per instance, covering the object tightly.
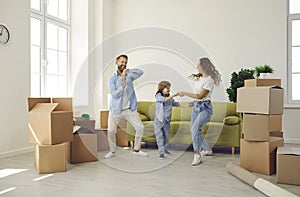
[277,146,300,155]
[269,136,283,142]
[30,103,59,113]
[269,86,282,89]
[28,98,51,111]
[52,98,73,111]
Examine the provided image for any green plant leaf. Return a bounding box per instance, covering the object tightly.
[227,68,255,102]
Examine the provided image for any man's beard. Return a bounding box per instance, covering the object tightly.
[118,65,125,73]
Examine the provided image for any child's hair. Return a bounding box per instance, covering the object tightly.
[189,57,222,86]
[155,81,171,96]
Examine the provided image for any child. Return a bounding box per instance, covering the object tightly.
[154,81,179,159]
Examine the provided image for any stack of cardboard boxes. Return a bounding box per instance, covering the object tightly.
[28,98,74,174]
[236,79,284,175]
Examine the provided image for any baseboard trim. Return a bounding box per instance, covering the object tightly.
[0,146,34,159]
[284,138,300,144]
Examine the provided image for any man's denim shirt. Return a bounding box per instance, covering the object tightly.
[108,69,143,115]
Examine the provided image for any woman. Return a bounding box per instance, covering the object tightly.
[178,57,221,166]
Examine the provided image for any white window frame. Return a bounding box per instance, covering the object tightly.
[30,0,71,97]
[30,13,44,96]
[287,1,300,106]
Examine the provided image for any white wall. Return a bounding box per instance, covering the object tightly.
[71,0,89,112]
[71,0,114,128]
[111,0,286,90]
[0,0,31,158]
[283,108,300,144]
[102,0,300,143]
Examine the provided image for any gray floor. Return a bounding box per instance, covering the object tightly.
[0,146,299,197]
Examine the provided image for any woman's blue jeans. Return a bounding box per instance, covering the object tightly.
[190,100,213,152]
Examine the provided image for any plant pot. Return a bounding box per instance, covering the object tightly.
[259,73,268,79]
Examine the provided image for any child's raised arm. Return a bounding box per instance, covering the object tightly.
[164,93,178,102]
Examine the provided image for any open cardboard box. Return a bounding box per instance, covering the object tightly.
[28,98,73,145]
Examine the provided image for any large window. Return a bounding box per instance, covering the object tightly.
[288,0,300,104]
[30,0,70,97]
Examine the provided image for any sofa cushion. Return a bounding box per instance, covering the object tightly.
[139,114,148,121]
[223,116,241,125]
[137,102,156,120]
[210,102,238,122]
[171,107,192,121]
[127,120,154,139]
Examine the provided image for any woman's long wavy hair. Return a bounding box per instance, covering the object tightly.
[189,57,222,86]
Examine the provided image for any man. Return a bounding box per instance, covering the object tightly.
[104,54,148,159]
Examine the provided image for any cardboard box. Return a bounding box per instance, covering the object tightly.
[100,110,109,129]
[35,143,66,174]
[237,86,283,114]
[68,133,98,163]
[65,142,70,161]
[240,137,284,175]
[244,79,281,87]
[96,129,109,151]
[28,98,73,145]
[243,114,282,141]
[117,128,129,147]
[74,118,95,133]
[277,146,300,185]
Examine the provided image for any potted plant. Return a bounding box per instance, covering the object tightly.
[254,64,274,78]
[226,68,255,102]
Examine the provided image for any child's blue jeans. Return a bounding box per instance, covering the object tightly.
[154,118,170,155]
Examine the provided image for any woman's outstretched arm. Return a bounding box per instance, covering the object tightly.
[178,88,209,99]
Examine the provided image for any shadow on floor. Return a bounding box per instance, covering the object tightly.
[141,142,240,155]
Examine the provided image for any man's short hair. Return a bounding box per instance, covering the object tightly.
[116,54,128,61]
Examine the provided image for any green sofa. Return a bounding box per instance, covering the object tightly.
[127,101,242,155]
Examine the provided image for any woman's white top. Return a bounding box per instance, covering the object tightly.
[193,75,215,101]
